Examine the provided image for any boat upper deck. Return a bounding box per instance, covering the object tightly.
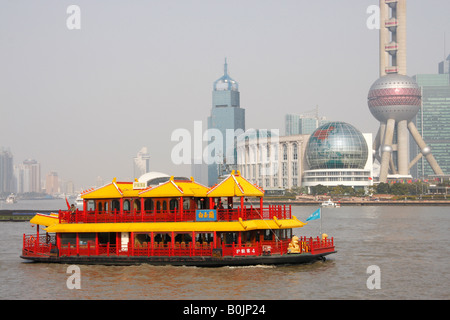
[59,171,292,225]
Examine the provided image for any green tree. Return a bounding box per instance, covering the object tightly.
[390,183,408,195]
[376,182,390,194]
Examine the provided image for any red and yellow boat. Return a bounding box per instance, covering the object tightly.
[21,171,335,266]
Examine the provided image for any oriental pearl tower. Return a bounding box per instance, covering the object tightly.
[368,0,443,183]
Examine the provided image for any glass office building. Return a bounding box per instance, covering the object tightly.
[207,60,245,186]
[285,108,328,135]
[410,72,450,178]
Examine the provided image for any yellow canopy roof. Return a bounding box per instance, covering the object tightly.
[81,179,141,199]
[207,171,264,197]
[80,177,209,199]
[139,177,209,198]
[30,213,60,227]
[45,216,305,233]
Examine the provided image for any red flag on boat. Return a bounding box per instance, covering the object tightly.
[65,197,70,209]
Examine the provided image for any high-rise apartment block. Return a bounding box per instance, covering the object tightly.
[15,159,41,193]
[45,171,60,195]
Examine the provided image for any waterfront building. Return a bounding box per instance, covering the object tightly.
[302,122,373,192]
[410,71,450,178]
[0,148,14,194]
[133,147,150,179]
[237,131,308,191]
[207,59,245,186]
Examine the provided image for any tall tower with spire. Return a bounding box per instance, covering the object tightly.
[207,59,245,186]
[368,0,443,183]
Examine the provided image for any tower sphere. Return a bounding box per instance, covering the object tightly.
[367,74,421,122]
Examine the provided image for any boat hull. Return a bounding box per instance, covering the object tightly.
[20,251,336,267]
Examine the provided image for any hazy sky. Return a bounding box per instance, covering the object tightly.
[1,0,450,190]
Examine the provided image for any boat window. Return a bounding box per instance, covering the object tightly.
[123,200,130,212]
[174,232,192,244]
[169,199,178,211]
[112,200,120,212]
[153,233,171,244]
[156,201,161,211]
[162,201,167,211]
[78,233,96,245]
[98,202,102,212]
[87,200,95,211]
[263,229,273,241]
[144,199,154,211]
[60,233,77,246]
[133,199,141,212]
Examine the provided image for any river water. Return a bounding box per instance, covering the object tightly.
[0,202,449,300]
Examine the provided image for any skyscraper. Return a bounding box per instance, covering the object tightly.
[410,62,450,178]
[207,59,245,186]
[369,0,443,183]
[0,148,14,194]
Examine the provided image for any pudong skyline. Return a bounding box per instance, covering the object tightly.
[1,1,450,189]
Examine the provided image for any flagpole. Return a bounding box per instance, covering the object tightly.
[320,207,322,236]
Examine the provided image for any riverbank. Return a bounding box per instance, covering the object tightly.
[264,199,450,206]
[0,210,54,221]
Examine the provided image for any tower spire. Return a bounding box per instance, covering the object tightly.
[224,58,228,76]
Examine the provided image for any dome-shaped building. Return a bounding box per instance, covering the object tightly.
[303,122,373,192]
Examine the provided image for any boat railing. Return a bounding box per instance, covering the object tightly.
[58,205,292,224]
[22,234,56,257]
[22,233,333,258]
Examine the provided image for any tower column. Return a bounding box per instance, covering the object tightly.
[380,118,395,182]
[397,119,409,175]
[407,121,444,175]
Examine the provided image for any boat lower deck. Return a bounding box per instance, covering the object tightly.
[20,250,336,267]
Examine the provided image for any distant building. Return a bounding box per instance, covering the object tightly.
[438,54,450,76]
[285,107,328,135]
[133,147,150,179]
[207,59,245,186]
[16,159,41,193]
[0,148,14,194]
[45,171,59,195]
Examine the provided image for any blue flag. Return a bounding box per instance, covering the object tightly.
[306,208,321,221]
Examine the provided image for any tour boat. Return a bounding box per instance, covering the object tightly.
[6,193,17,204]
[321,199,337,207]
[21,171,336,266]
